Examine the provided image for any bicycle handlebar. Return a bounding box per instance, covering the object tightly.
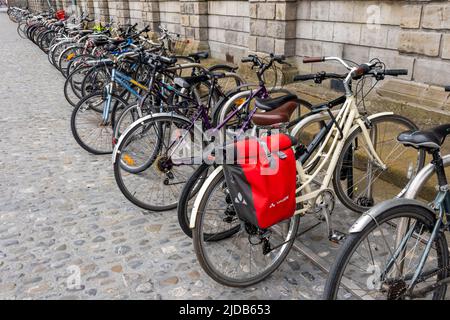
[294,72,346,83]
[303,56,325,63]
[382,69,408,76]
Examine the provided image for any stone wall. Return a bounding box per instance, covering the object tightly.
[208,0,249,62]
[17,0,450,122]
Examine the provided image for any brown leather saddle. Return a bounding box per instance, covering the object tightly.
[252,94,298,126]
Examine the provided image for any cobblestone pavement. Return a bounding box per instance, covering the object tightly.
[0,14,358,300]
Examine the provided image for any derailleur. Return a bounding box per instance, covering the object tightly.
[246,223,273,255]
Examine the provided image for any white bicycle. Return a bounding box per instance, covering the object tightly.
[189,57,426,287]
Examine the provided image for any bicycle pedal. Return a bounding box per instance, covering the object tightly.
[328,230,346,244]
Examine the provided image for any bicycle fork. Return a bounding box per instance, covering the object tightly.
[101,71,115,125]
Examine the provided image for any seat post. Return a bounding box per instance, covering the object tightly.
[431,149,448,188]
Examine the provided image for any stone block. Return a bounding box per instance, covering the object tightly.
[352,1,369,24]
[266,20,296,39]
[257,3,275,20]
[380,2,403,26]
[250,19,267,37]
[184,26,195,38]
[257,37,275,53]
[296,20,313,39]
[343,44,370,64]
[321,41,344,58]
[266,20,286,39]
[312,21,333,42]
[400,5,422,29]
[386,28,400,50]
[249,3,257,18]
[398,31,441,57]
[414,58,450,86]
[360,24,388,48]
[377,79,450,113]
[208,1,224,14]
[248,35,257,51]
[194,27,208,41]
[275,2,297,21]
[442,34,450,60]
[297,1,311,20]
[422,4,450,30]
[243,17,250,33]
[329,1,353,22]
[180,15,190,27]
[274,39,296,56]
[333,22,361,44]
[311,0,329,20]
[295,39,322,57]
[189,15,208,28]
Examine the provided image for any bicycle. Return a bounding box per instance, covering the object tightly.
[188,56,426,287]
[111,54,306,212]
[176,54,312,238]
[324,87,450,299]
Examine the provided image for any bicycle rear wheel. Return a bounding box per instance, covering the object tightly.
[324,205,448,300]
[192,167,300,287]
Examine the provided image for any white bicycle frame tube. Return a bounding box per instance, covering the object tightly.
[189,95,393,226]
[293,96,388,214]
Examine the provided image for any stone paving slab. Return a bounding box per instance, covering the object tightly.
[0,13,354,300]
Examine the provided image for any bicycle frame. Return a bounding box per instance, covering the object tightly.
[293,95,387,215]
[159,80,269,160]
[101,68,147,122]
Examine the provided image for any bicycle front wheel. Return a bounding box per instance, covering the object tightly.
[113,114,203,211]
[333,114,426,213]
[324,205,448,300]
[71,92,128,154]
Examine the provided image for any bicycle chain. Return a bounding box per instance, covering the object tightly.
[414,264,450,286]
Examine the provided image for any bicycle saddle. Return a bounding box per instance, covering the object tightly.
[78,29,93,35]
[252,101,298,126]
[173,74,209,89]
[189,51,209,61]
[397,124,450,150]
[109,38,125,45]
[92,38,109,46]
[254,94,298,111]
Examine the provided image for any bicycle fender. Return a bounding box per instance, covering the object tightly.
[189,166,224,229]
[404,154,450,200]
[347,111,394,137]
[348,198,434,234]
[111,112,193,164]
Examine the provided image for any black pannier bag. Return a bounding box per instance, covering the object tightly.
[223,133,297,229]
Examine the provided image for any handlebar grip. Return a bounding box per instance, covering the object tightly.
[383,69,408,76]
[241,57,253,63]
[445,86,450,92]
[303,56,325,63]
[293,74,316,82]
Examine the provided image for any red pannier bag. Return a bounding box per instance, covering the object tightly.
[223,133,297,229]
[55,10,66,20]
